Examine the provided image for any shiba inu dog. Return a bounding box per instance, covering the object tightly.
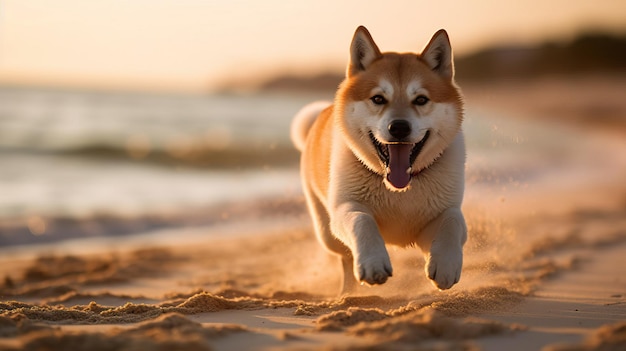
[291,26,467,294]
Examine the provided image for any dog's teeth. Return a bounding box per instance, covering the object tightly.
[407,167,412,175]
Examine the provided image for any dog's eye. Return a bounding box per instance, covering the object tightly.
[413,95,430,106]
[370,95,387,105]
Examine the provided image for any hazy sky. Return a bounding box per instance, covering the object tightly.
[0,0,624,92]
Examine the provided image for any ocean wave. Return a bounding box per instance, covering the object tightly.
[0,142,300,169]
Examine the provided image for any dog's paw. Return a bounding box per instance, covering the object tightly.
[425,244,463,290]
[355,252,393,286]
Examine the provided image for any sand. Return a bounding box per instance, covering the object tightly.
[1,79,626,350]
[2,199,624,350]
[1,176,624,350]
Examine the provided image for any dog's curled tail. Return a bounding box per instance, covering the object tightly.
[290,101,331,152]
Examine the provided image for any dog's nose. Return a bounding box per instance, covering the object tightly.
[388,120,411,140]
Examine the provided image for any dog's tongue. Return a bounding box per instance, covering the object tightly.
[386,144,413,189]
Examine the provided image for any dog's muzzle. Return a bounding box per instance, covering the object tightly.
[369,131,430,190]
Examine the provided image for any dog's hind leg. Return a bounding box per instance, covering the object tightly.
[340,254,358,294]
[303,187,356,295]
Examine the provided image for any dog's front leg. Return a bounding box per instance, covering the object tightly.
[417,207,467,290]
[331,202,392,286]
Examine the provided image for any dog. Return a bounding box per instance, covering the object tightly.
[291,26,467,294]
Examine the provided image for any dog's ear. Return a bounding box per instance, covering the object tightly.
[421,29,454,80]
[348,26,382,77]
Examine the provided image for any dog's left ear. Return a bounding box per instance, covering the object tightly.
[348,26,382,77]
[421,29,454,80]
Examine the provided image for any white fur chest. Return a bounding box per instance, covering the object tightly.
[332,132,466,247]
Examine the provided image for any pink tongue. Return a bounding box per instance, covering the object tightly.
[386,144,413,189]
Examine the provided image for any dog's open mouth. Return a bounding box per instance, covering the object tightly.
[369,131,430,189]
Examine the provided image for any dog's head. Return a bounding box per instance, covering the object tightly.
[335,26,464,192]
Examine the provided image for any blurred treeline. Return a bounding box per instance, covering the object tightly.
[254,31,626,91]
[455,32,626,81]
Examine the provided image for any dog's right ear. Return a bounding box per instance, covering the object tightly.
[348,26,382,77]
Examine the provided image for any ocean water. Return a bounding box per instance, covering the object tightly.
[0,87,323,220]
[0,86,622,226]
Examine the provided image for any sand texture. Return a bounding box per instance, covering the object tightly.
[1,186,625,350]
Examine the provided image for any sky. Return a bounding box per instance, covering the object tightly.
[0,0,624,92]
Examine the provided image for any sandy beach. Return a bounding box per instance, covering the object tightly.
[1,79,625,350]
